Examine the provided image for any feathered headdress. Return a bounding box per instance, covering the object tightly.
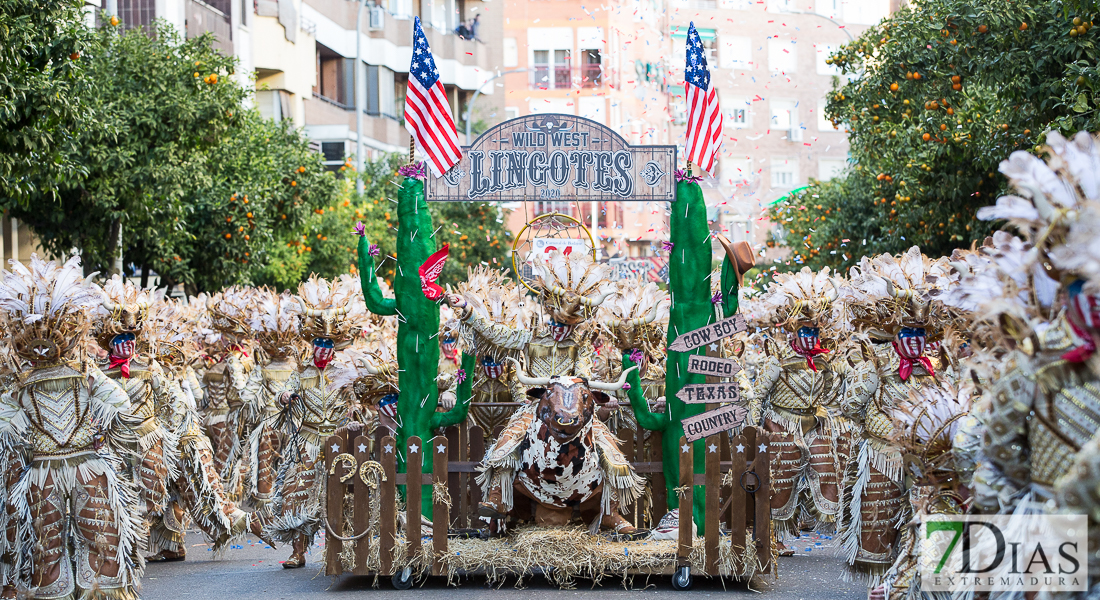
[892,382,971,486]
[844,247,959,339]
[143,296,197,370]
[205,286,255,336]
[745,266,842,333]
[296,274,366,344]
[599,281,669,352]
[454,265,529,358]
[530,250,613,324]
[93,275,154,350]
[0,255,101,365]
[978,130,1100,291]
[247,288,301,359]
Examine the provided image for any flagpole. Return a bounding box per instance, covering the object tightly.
[409,136,415,164]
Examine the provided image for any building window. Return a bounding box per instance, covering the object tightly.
[720,157,752,186]
[503,38,518,67]
[581,49,602,88]
[315,46,352,108]
[816,44,841,75]
[818,158,847,181]
[531,49,572,89]
[729,104,748,127]
[668,85,687,126]
[117,0,156,30]
[771,158,798,188]
[770,99,796,130]
[718,36,751,70]
[768,0,794,12]
[768,39,797,73]
[505,106,520,120]
[321,142,346,173]
[816,0,841,19]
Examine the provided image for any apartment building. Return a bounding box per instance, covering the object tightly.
[500,0,675,262]
[666,0,890,254]
[105,0,504,170]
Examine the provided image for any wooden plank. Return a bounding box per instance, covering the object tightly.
[380,435,397,576]
[324,434,347,576]
[650,431,666,524]
[621,435,635,525]
[459,421,469,528]
[720,434,732,531]
[406,436,423,563]
[744,427,757,523]
[704,434,720,576]
[754,427,772,575]
[729,432,747,553]
[352,434,372,575]
[447,427,462,529]
[677,436,693,568]
[432,436,449,576]
[470,426,485,513]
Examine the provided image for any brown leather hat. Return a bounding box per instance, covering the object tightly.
[716,233,756,286]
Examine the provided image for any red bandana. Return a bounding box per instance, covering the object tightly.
[790,338,829,372]
[892,340,935,381]
[313,346,335,370]
[419,244,450,301]
[109,355,132,378]
[1063,319,1098,363]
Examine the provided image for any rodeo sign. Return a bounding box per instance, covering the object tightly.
[426,114,676,202]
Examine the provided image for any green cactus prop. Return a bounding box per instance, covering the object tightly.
[358,176,471,519]
[623,179,740,534]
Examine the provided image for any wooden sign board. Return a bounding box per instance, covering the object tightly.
[668,314,748,352]
[425,114,676,203]
[686,354,742,378]
[683,404,748,443]
[675,383,740,404]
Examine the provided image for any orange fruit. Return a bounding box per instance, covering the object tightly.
[922,133,931,140]
[109,15,119,26]
[951,75,960,83]
[952,83,962,90]
[290,181,297,187]
[913,72,922,80]
[978,24,988,33]
[225,233,232,239]
[1019,22,1027,30]
[890,82,899,91]
[70,52,80,60]
[940,123,947,130]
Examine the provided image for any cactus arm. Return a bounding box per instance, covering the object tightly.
[357,235,398,316]
[430,352,474,430]
[720,255,740,319]
[623,352,669,431]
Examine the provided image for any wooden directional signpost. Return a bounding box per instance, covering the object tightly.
[675,383,741,404]
[683,404,748,442]
[686,354,742,377]
[668,314,747,352]
[669,315,750,441]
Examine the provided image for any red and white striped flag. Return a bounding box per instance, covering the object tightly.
[404,17,462,177]
[684,22,722,174]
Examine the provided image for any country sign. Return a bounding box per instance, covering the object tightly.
[683,404,748,443]
[668,314,748,352]
[686,354,742,377]
[675,382,740,404]
[425,114,676,202]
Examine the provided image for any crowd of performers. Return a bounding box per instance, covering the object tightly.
[2,130,1100,599]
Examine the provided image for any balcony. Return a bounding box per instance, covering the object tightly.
[530,66,573,90]
[580,64,603,88]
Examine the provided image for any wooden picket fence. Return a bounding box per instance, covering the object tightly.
[322,419,771,581]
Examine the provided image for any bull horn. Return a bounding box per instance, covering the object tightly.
[505,357,551,386]
[579,290,611,308]
[359,359,380,375]
[332,305,348,316]
[205,296,215,311]
[102,298,119,312]
[604,316,623,329]
[295,298,319,317]
[590,365,638,391]
[881,278,913,301]
[824,279,839,303]
[949,261,970,275]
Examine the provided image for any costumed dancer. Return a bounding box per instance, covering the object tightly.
[0,256,143,600]
[93,278,182,560]
[240,289,299,512]
[142,298,276,561]
[202,288,257,497]
[449,266,530,434]
[445,251,643,536]
[265,275,368,569]
[837,248,957,583]
[597,280,669,431]
[743,267,845,542]
[0,339,25,600]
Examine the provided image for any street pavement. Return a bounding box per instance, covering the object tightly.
[141,530,865,600]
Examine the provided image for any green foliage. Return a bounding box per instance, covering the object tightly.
[12,21,247,275]
[768,0,1100,270]
[0,0,95,200]
[430,201,511,287]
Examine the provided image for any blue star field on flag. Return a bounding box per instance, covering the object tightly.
[685,22,710,91]
[411,17,440,89]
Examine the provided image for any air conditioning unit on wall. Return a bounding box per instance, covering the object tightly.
[369,6,385,29]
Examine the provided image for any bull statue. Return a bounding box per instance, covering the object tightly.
[475,359,647,538]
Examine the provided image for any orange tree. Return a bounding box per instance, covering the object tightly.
[0,0,96,201]
[12,20,249,276]
[767,0,1100,270]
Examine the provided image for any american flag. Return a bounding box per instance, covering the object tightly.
[683,22,722,174]
[405,17,462,177]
